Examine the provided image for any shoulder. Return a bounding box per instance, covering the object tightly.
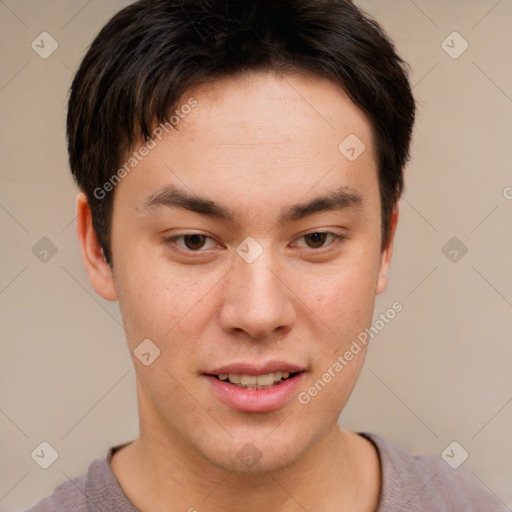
[20,473,88,512]
[360,432,509,512]
[20,459,107,512]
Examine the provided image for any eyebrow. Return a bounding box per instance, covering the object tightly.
[143,184,363,225]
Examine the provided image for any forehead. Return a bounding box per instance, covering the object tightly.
[180,69,374,153]
[116,70,378,217]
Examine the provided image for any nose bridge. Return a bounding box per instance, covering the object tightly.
[239,250,280,301]
[221,239,294,338]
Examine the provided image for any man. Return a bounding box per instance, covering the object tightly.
[23,0,508,510]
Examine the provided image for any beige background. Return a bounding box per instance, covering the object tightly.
[1,0,511,510]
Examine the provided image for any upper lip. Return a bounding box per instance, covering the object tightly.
[205,361,307,376]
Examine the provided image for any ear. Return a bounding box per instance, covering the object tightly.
[76,192,118,301]
[376,204,399,295]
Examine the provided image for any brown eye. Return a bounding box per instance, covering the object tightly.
[293,232,345,251]
[304,232,329,249]
[182,234,208,250]
[165,233,217,252]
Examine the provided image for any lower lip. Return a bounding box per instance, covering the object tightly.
[203,373,307,413]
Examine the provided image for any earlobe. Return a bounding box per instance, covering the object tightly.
[376,205,399,295]
[75,193,118,301]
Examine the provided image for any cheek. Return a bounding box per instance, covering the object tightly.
[296,255,379,336]
[114,252,219,353]
[296,344,366,423]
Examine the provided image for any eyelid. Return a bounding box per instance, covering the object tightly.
[291,231,345,249]
[165,232,221,252]
[165,230,346,253]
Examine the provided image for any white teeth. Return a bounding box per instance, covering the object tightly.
[256,373,275,386]
[240,374,257,385]
[215,371,295,388]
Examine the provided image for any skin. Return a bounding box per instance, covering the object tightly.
[77,69,398,512]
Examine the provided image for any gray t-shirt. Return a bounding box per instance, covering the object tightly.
[22,432,509,511]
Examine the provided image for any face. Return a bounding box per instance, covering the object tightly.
[81,69,396,475]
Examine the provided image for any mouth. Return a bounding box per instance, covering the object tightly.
[203,363,307,413]
[207,370,302,390]
[203,361,309,413]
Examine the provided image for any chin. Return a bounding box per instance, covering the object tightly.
[204,446,302,476]
[196,426,320,476]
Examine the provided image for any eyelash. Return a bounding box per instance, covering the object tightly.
[164,231,346,254]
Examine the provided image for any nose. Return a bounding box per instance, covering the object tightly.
[219,243,296,340]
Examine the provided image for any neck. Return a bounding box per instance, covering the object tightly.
[112,421,380,512]
[111,379,380,511]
